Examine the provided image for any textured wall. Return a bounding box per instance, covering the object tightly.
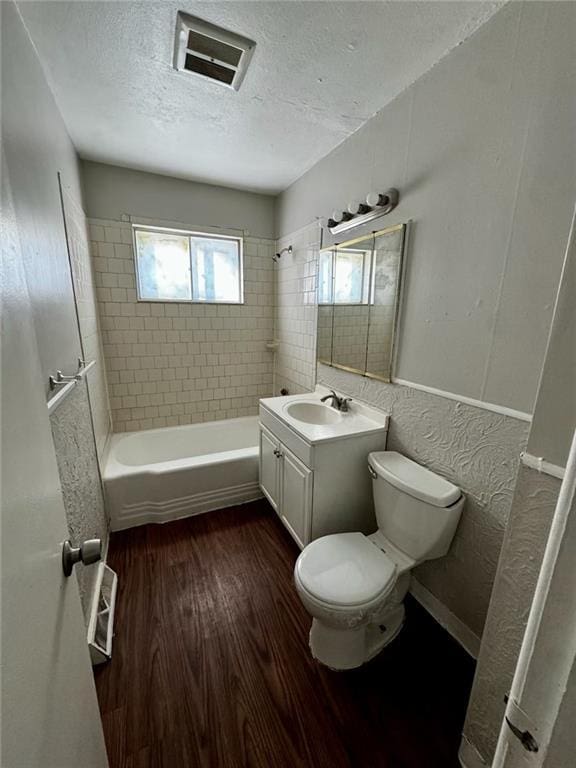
[61,187,111,461]
[1,0,85,390]
[276,2,576,416]
[2,1,110,625]
[89,216,275,433]
[461,209,576,765]
[318,363,530,638]
[50,381,109,620]
[462,465,560,762]
[274,223,320,395]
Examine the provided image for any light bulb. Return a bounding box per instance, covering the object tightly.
[366,192,382,207]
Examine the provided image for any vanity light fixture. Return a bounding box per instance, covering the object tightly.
[327,189,399,234]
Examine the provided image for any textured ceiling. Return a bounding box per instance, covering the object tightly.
[18,1,502,193]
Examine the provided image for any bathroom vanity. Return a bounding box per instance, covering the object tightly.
[259,388,389,548]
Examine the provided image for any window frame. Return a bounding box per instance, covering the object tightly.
[132,224,244,305]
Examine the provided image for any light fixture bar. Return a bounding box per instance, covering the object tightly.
[328,189,399,234]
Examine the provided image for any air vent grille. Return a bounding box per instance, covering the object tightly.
[184,54,236,85]
[187,31,242,67]
[174,12,255,91]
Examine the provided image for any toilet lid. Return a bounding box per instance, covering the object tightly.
[296,533,396,606]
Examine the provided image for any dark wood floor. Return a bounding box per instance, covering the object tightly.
[95,500,475,768]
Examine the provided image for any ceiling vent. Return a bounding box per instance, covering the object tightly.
[173,12,255,91]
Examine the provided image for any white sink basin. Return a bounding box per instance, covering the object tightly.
[285,401,342,425]
[260,389,389,445]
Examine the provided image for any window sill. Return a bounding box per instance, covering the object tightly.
[136,298,245,306]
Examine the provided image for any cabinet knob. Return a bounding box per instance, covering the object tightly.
[274,449,283,458]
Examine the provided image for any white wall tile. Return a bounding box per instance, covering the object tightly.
[89,217,275,432]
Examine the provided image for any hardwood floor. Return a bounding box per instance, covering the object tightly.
[95,500,475,768]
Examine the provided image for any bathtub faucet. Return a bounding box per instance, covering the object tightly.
[320,391,352,412]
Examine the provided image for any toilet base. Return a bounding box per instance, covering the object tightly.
[309,603,405,671]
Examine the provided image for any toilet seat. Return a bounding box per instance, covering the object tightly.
[295,532,397,608]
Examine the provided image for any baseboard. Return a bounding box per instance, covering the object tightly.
[409,578,481,659]
[458,735,488,768]
[110,481,263,531]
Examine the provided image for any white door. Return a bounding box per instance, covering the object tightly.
[1,164,109,767]
[492,428,576,768]
[279,448,313,549]
[259,425,280,511]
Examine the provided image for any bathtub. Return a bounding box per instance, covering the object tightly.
[103,416,262,531]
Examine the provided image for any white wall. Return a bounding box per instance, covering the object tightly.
[2,1,83,386]
[2,1,110,617]
[272,1,575,647]
[82,160,276,240]
[276,1,576,416]
[528,209,576,467]
[462,207,576,765]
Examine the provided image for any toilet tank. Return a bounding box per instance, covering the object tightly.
[368,451,464,563]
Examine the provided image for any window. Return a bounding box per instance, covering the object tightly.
[318,247,371,304]
[134,226,243,303]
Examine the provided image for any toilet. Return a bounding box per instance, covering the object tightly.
[294,451,464,670]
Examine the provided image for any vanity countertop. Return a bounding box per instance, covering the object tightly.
[259,386,389,445]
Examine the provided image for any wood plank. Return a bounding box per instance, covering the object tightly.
[95,500,474,767]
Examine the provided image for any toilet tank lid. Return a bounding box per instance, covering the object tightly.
[368,451,462,508]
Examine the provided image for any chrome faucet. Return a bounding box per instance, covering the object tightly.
[320,390,352,412]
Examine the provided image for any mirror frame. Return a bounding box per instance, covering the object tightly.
[317,222,407,383]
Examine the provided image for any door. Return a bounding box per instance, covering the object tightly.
[259,425,280,511]
[280,448,313,549]
[1,163,108,767]
[492,427,576,768]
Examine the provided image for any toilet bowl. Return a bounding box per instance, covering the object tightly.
[294,531,412,669]
[294,451,464,669]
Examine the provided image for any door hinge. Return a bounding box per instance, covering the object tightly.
[503,694,539,753]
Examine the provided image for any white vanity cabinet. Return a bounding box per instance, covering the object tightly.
[258,391,389,550]
[259,425,282,511]
[259,425,313,548]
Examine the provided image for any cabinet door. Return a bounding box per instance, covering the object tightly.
[280,448,313,549]
[259,425,280,511]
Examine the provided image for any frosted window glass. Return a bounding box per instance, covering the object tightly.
[318,250,333,304]
[190,237,240,302]
[134,228,242,303]
[334,250,365,304]
[135,230,191,300]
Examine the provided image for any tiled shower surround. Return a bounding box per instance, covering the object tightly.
[89,217,275,433]
[273,223,320,395]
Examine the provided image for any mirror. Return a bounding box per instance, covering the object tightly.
[317,223,406,382]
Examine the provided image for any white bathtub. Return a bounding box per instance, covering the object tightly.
[103,416,262,531]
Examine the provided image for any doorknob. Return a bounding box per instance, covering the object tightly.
[62,538,102,577]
